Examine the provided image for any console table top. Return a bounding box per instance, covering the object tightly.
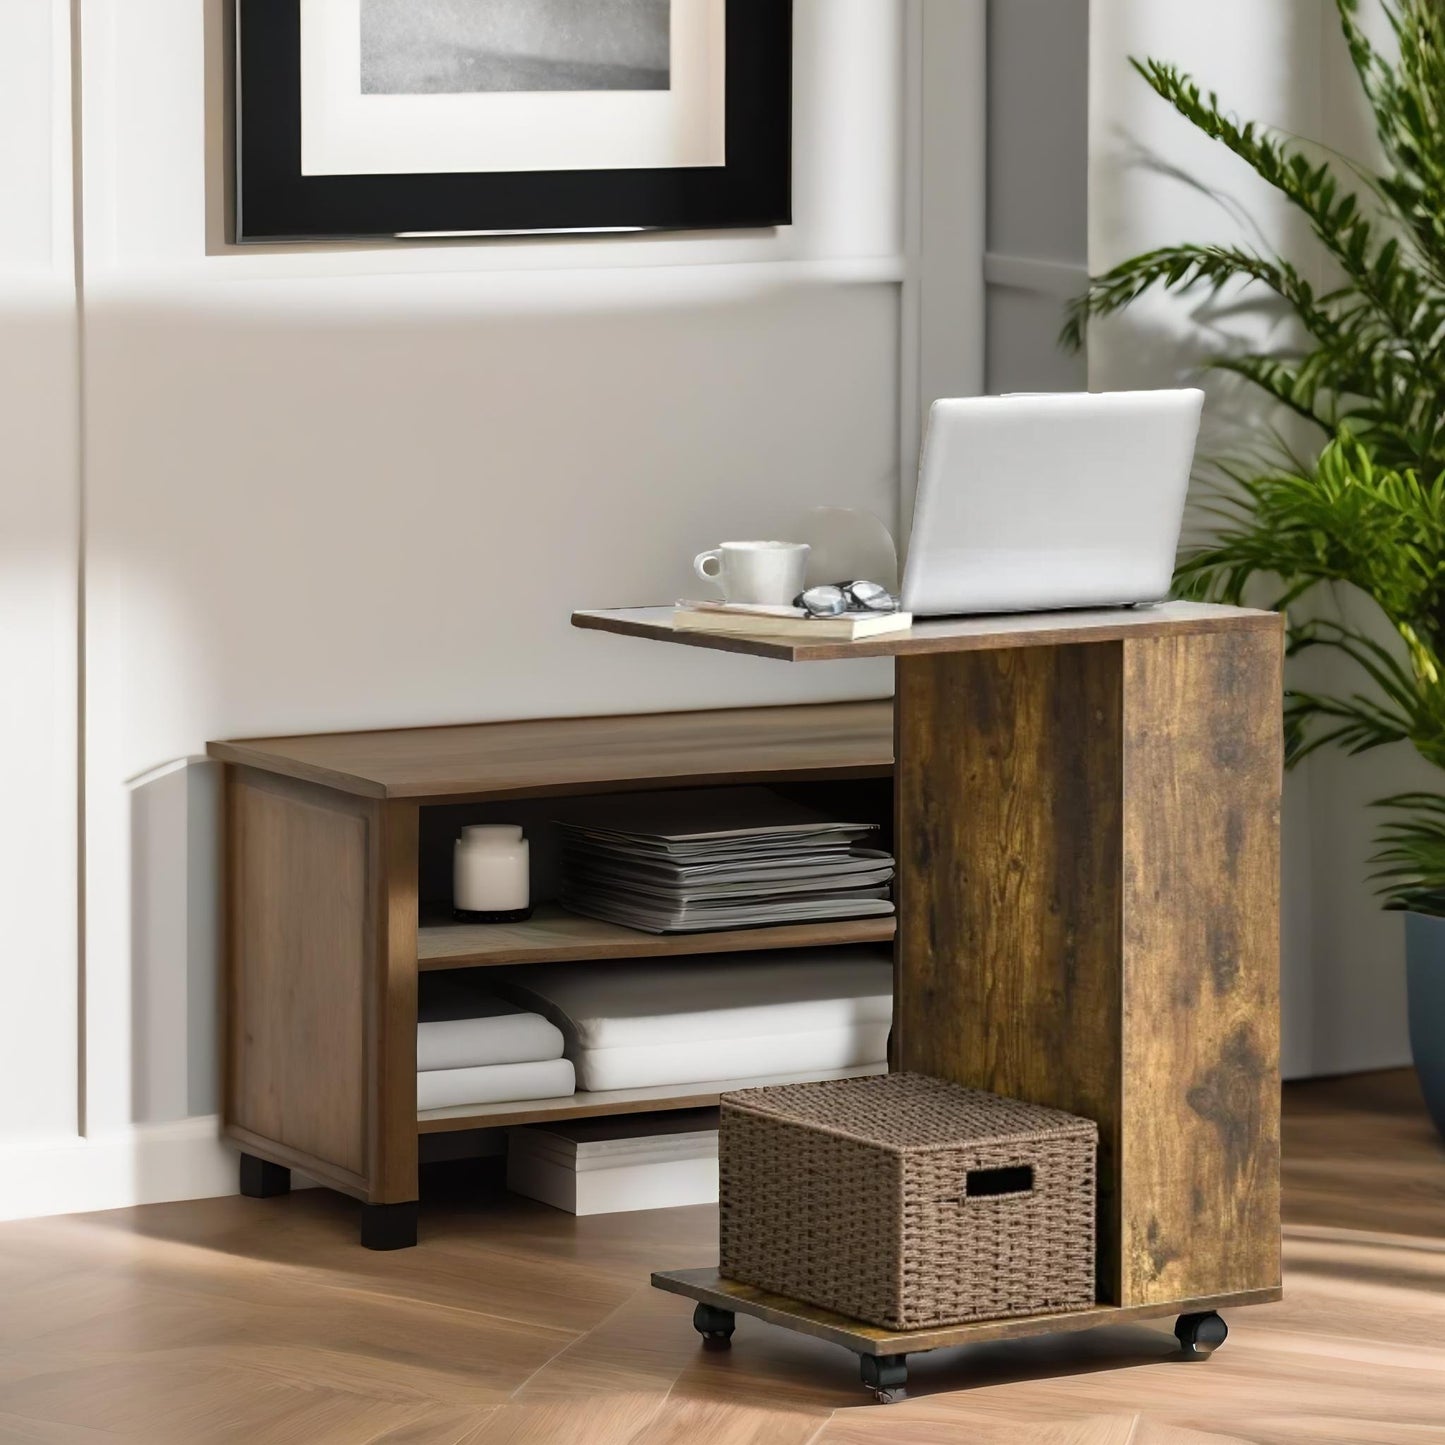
[208,698,894,801]
[572,600,1280,662]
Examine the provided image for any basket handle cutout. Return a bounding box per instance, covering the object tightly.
[965,1164,1034,1198]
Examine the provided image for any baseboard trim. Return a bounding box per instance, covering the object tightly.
[0,1115,312,1223]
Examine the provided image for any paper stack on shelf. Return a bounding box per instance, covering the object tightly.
[506,1109,721,1215]
[554,788,895,934]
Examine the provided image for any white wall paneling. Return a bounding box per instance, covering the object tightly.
[1,0,981,1219]
[983,0,1088,396]
[5,0,1398,1218]
[0,1116,242,1224]
[898,0,987,535]
[0,0,81,1147]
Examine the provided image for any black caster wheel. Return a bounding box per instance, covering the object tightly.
[692,1302,736,1350]
[859,1353,908,1404]
[1175,1310,1228,1359]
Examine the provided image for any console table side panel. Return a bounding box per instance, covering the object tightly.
[371,800,420,1204]
[1120,627,1283,1305]
[225,767,372,1190]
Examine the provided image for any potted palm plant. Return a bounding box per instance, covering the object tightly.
[1064,0,1445,1135]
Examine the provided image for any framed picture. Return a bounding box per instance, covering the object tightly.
[235,0,793,242]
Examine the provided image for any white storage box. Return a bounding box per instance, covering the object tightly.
[506,1110,718,1216]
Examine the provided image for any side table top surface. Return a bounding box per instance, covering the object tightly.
[571,600,1280,663]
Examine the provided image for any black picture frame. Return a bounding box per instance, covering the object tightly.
[235,1,793,243]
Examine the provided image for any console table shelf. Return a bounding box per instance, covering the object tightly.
[418,903,895,971]
[417,1064,886,1134]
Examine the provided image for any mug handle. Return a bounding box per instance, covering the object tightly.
[694,550,724,584]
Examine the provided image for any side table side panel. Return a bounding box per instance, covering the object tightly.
[893,643,1127,1301]
[1119,627,1283,1304]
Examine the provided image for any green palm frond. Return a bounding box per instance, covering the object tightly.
[1068,0,1445,914]
[1338,0,1445,279]
[1059,244,1339,354]
[1370,791,1445,910]
[1063,4,1445,475]
[1130,55,1445,358]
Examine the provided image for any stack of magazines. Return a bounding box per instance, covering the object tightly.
[556,789,895,934]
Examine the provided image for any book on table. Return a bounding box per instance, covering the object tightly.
[672,600,913,641]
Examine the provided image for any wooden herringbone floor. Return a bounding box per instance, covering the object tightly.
[0,1072,1441,1444]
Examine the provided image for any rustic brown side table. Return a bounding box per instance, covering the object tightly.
[573,600,1283,1399]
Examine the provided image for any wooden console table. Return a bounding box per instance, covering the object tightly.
[209,701,895,1248]
[573,600,1283,1396]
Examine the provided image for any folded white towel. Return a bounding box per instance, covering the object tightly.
[417,976,564,1071]
[416,1057,576,1111]
[573,1021,890,1092]
[494,950,893,1050]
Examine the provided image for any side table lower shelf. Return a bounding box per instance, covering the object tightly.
[652,1268,1281,1403]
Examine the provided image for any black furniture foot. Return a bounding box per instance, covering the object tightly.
[239,1153,291,1199]
[361,1200,418,1251]
[692,1302,736,1350]
[1175,1310,1228,1358]
[860,1353,908,1404]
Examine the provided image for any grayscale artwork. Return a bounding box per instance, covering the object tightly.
[361,0,673,95]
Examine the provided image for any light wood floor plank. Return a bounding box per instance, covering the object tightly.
[359,1408,496,1445]
[0,1409,129,1444]
[817,1412,1265,1445]
[0,1357,432,1445]
[451,1394,664,1445]
[513,1287,707,1404]
[629,1398,831,1445]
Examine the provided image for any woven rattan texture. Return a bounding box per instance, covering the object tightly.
[719,1072,1097,1330]
[723,1071,1097,1148]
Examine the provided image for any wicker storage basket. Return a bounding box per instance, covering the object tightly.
[719,1072,1097,1330]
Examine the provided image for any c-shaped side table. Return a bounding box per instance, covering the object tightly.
[572,600,1284,1401]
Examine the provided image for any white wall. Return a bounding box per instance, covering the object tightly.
[9,0,1408,1222]
[907,0,987,511]
[1089,0,1414,1077]
[0,0,79,1149]
[6,0,1410,1223]
[2,0,969,1219]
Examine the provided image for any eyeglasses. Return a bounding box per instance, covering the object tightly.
[794,580,901,617]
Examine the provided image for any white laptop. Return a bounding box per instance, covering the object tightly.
[900,389,1204,617]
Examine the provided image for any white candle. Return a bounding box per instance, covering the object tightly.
[454,824,531,919]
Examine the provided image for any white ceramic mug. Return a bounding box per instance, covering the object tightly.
[693,540,811,607]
